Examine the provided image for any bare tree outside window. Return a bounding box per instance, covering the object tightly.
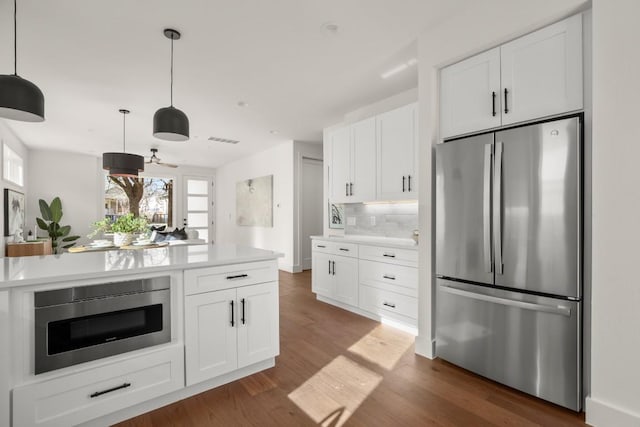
[105,176,174,227]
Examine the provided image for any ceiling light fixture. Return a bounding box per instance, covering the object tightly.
[380,58,418,79]
[269,130,279,135]
[103,109,145,177]
[321,22,339,36]
[0,0,44,122]
[153,29,189,141]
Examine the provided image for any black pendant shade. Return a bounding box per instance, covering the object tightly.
[103,109,144,178]
[153,106,189,141]
[0,0,45,122]
[153,28,189,141]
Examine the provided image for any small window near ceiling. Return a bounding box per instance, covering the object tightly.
[3,144,24,186]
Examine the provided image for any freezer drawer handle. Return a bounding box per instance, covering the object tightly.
[382,302,396,309]
[90,382,131,398]
[440,285,572,317]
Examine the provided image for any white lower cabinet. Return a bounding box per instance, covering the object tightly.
[13,345,184,427]
[312,248,358,307]
[185,281,279,386]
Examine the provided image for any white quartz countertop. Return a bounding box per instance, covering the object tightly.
[310,235,418,250]
[0,244,283,289]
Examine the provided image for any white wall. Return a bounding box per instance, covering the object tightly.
[216,141,296,271]
[414,0,589,359]
[0,121,30,252]
[586,0,640,425]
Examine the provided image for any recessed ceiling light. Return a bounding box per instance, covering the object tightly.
[381,58,418,79]
[269,130,279,135]
[321,22,339,36]
[237,101,248,108]
[208,136,240,144]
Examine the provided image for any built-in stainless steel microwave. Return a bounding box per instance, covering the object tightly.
[34,277,171,374]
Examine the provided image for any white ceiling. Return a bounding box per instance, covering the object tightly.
[0,0,466,168]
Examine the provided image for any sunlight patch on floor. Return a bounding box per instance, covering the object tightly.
[288,355,382,426]
[347,324,414,370]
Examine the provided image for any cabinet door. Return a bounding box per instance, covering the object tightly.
[237,282,279,368]
[440,48,501,138]
[376,103,418,200]
[328,126,351,203]
[501,14,582,126]
[332,255,358,306]
[350,117,376,202]
[185,289,238,386]
[312,252,333,297]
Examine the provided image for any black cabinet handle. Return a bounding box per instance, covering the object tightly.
[90,382,131,398]
[383,253,396,258]
[349,182,353,196]
[408,175,412,192]
[492,91,496,117]
[383,274,396,280]
[230,300,235,327]
[332,261,336,275]
[241,298,246,325]
[317,245,326,248]
[339,248,349,252]
[402,176,406,192]
[328,260,331,274]
[383,302,396,309]
[504,88,509,114]
[226,274,248,280]
[345,182,349,197]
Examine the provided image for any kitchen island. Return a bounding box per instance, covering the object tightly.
[0,244,282,427]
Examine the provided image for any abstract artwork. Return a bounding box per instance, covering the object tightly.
[329,203,344,229]
[236,175,273,227]
[4,188,25,237]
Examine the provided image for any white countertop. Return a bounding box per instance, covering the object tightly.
[0,244,282,289]
[310,235,418,250]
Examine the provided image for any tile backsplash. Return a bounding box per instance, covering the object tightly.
[344,202,418,239]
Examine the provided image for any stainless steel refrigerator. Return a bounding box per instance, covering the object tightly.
[435,115,582,411]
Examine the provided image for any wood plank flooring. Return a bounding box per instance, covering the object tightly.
[116,270,586,426]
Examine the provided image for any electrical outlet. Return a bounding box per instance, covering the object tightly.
[347,216,356,226]
[370,216,376,226]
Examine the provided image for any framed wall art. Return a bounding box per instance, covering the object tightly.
[4,188,25,237]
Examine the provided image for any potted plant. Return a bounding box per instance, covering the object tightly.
[36,197,81,254]
[89,213,148,246]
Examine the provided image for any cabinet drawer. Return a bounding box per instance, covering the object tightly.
[312,240,358,257]
[359,284,417,321]
[185,260,278,295]
[358,245,417,267]
[359,260,418,297]
[13,346,184,427]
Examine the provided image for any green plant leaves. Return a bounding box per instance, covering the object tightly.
[50,197,63,223]
[59,225,71,237]
[36,218,48,231]
[39,199,52,221]
[62,235,80,242]
[36,197,78,254]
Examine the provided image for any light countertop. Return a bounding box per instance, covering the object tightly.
[0,244,282,289]
[310,235,418,250]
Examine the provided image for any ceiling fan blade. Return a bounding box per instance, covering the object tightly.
[158,162,178,168]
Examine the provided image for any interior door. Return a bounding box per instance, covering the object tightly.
[301,158,323,270]
[435,133,494,285]
[494,117,580,298]
[183,176,212,243]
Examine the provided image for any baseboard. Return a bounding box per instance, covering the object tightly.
[414,335,435,360]
[585,396,640,426]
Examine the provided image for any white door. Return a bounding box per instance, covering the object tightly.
[332,255,358,306]
[185,289,238,385]
[440,47,502,138]
[377,103,418,201]
[328,126,351,203]
[301,158,323,270]
[501,14,583,126]
[183,176,212,243]
[312,252,333,297]
[237,282,279,368]
[350,117,376,203]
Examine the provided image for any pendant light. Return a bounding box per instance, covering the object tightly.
[0,0,45,122]
[103,109,145,177]
[153,29,189,141]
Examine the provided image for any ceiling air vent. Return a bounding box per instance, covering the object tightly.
[208,136,239,144]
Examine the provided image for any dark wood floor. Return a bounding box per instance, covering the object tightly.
[117,270,586,426]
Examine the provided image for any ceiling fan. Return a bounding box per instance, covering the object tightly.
[147,148,178,168]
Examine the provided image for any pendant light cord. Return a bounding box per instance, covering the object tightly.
[170,35,174,106]
[122,112,126,152]
[13,0,17,75]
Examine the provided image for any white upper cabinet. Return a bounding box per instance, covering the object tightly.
[377,103,418,200]
[350,117,376,203]
[501,14,583,125]
[440,14,583,138]
[329,126,351,203]
[440,48,502,139]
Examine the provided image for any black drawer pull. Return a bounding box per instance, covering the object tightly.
[383,253,396,258]
[90,382,131,398]
[317,245,326,248]
[339,248,349,252]
[226,274,248,280]
[383,275,396,280]
[383,302,396,309]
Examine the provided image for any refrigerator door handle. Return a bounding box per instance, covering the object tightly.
[439,284,572,317]
[483,144,493,273]
[493,141,503,275]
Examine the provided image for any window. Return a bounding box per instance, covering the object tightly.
[3,144,24,186]
[104,176,174,228]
